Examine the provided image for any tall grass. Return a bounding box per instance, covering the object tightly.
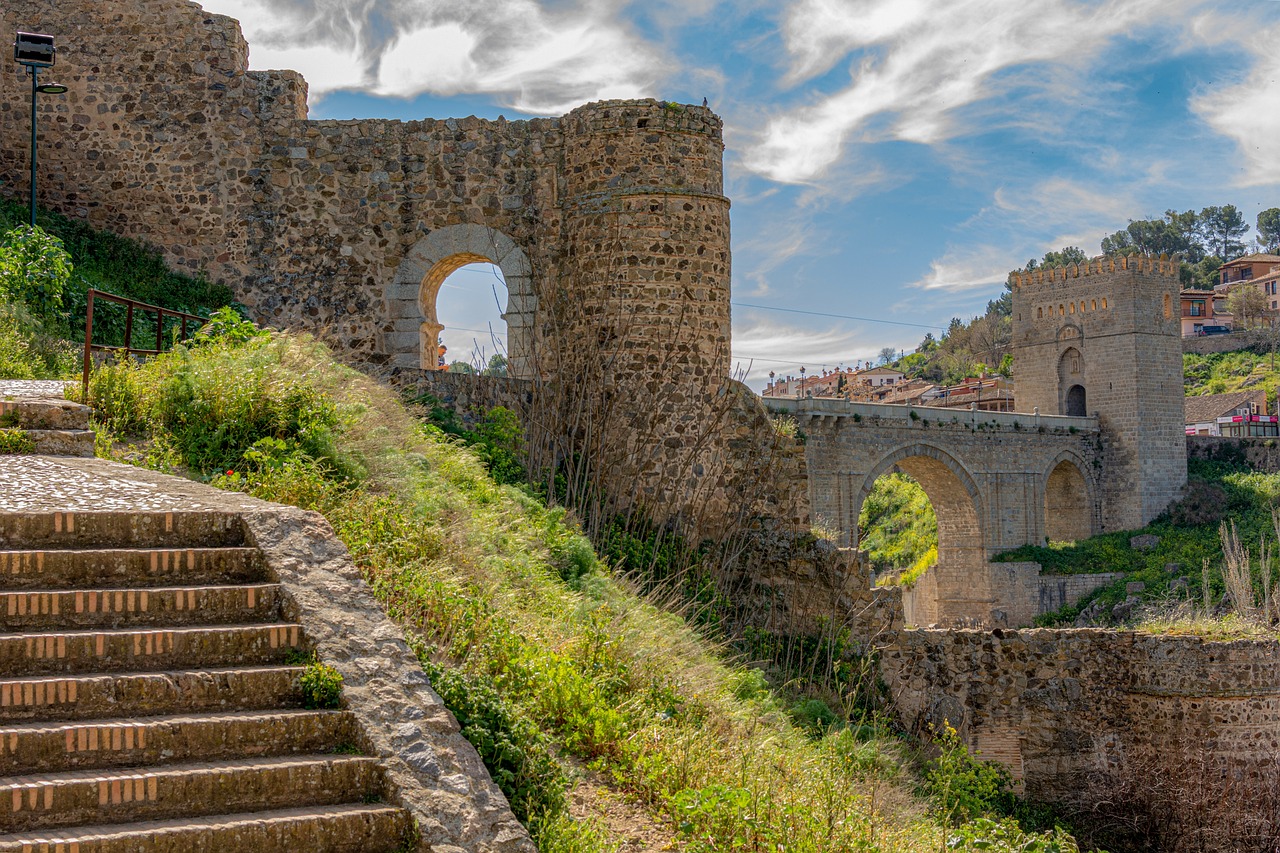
[86,321,1077,852]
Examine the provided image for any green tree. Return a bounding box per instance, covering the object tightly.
[1101,210,1203,261]
[1024,246,1087,271]
[1226,284,1272,330]
[482,353,508,377]
[1198,205,1250,260]
[0,225,73,324]
[1258,208,1280,253]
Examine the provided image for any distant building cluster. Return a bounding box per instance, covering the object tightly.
[1185,389,1279,437]
[762,366,1014,412]
[1180,252,1280,337]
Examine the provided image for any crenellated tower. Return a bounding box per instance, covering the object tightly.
[1010,256,1186,529]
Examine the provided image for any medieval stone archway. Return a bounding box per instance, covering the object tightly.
[1058,347,1085,416]
[857,443,986,625]
[1043,452,1095,543]
[384,224,535,378]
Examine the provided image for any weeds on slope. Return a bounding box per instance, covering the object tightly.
[86,316,1078,852]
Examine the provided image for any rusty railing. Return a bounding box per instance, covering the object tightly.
[82,289,208,390]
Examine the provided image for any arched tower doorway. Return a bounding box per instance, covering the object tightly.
[857,445,987,626]
[1058,347,1085,416]
[384,224,535,378]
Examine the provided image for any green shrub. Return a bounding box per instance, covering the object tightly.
[946,817,1079,852]
[0,429,35,455]
[298,659,344,709]
[0,226,72,324]
[87,332,342,476]
[0,300,75,380]
[788,697,841,737]
[417,656,567,829]
[924,723,1016,825]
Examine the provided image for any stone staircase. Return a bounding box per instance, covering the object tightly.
[0,509,415,851]
[0,398,94,457]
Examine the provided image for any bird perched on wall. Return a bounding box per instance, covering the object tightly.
[702,97,708,107]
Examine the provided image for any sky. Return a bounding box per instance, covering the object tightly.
[198,0,1280,386]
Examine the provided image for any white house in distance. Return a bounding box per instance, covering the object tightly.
[860,366,905,387]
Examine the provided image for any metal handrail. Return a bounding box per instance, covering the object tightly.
[81,289,207,390]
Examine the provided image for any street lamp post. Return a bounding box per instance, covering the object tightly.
[14,32,68,226]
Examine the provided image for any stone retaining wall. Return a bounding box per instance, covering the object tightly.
[1182,328,1275,356]
[1187,434,1280,472]
[880,627,1280,807]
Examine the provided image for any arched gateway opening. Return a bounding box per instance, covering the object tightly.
[1045,457,1092,543]
[1058,348,1085,416]
[857,446,986,626]
[384,224,536,378]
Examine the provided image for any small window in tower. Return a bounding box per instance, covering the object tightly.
[1102,297,1108,309]
[1069,302,1075,314]
[1060,304,1065,315]
[1091,299,1097,311]
[1080,301,1086,313]
[1163,293,1171,319]
[1038,307,1043,319]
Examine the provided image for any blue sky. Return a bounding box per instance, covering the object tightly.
[200,0,1280,385]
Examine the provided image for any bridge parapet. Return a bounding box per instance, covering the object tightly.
[765,397,1099,434]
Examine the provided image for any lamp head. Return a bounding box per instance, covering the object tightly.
[14,32,55,68]
[36,83,68,95]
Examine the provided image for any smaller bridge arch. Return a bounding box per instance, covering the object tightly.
[1043,450,1098,543]
[384,224,536,378]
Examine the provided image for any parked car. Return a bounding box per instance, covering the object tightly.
[1198,325,1232,336]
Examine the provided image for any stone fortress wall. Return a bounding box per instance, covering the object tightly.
[0,0,805,542]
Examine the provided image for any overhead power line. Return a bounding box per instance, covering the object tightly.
[732,301,946,331]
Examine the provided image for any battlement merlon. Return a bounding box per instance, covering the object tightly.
[1009,255,1181,290]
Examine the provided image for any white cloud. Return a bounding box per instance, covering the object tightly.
[1191,23,1280,187]
[731,313,890,385]
[911,244,1016,292]
[204,0,376,89]
[741,0,1209,184]
[200,0,665,110]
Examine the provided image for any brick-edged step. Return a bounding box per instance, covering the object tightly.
[0,803,413,853]
[0,709,361,776]
[0,399,89,432]
[1,585,282,631]
[0,624,304,677]
[0,754,385,833]
[0,548,264,591]
[0,667,304,725]
[0,513,244,550]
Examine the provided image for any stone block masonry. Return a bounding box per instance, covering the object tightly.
[881,627,1280,810]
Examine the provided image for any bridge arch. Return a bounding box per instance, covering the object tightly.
[1043,450,1097,543]
[384,224,536,378]
[856,443,988,625]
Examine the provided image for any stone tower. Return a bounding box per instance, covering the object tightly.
[1011,256,1186,530]
[553,101,737,526]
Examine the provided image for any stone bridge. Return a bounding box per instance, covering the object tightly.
[768,397,1106,625]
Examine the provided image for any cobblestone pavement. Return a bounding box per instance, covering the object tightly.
[0,456,264,513]
[0,380,72,399]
